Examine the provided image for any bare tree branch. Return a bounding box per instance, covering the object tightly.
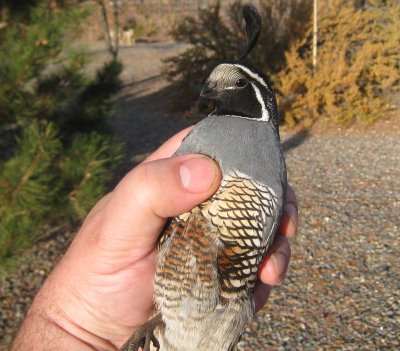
[110,0,120,60]
[97,0,119,59]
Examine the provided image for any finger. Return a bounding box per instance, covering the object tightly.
[144,126,194,163]
[253,280,271,312]
[98,154,222,260]
[258,236,291,286]
[278,185,298,237]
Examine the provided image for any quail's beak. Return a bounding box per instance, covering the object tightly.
[200,81,218,99]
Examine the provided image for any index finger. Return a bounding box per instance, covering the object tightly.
[278,185,298,237]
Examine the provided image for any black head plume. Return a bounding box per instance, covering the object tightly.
[239,4,261,61]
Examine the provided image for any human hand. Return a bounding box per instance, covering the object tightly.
[12,127,298,350]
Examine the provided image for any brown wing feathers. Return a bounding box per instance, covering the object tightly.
[157,173,278,302]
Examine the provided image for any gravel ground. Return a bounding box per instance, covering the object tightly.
[1,43,399,350]
[239,127,400,350]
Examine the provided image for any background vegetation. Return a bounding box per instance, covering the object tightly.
[279,0,400,126]
[165,0,399,126]
[0,1,124,265]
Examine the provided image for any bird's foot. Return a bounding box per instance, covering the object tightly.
[120,313,162,351]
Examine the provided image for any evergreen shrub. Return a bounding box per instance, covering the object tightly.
[0,3,124,264]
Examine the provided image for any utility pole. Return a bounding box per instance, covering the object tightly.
[312,0,318,75]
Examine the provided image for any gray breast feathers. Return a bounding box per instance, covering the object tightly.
[175,115,286,193]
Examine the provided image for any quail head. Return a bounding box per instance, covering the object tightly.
[121,4,287,351]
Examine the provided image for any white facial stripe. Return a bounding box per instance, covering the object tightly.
[250,82,269,121]
[234,64,268,89]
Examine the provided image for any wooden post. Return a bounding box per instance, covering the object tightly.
[312,0,318,75]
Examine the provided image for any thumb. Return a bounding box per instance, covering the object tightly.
[97,154,221,259]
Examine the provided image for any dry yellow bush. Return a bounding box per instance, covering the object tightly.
[278,1,399,127]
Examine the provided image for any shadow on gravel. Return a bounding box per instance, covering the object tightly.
[122,74,165,90]
[114,84,199,157]
[109,82,201,185]
[282,129,310,152]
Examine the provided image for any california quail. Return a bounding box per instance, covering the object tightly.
[121,4,287,351]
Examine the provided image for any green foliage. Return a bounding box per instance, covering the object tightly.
[0,4,88,127]
[278,0,400,126]
[0,2,124,264]
[0,122,61,258]
[164,0,311,110]
[71,60,123,127]
[61,133,123,219]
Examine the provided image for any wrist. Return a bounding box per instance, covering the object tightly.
[11,278,118,351]
[11,309,113,351]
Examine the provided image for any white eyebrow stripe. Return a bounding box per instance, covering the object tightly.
[251,82,269,121]
[234,64,269,88]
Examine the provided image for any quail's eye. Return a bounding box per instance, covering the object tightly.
[235,78,248,88]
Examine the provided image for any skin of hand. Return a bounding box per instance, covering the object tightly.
[11,127,298,351]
